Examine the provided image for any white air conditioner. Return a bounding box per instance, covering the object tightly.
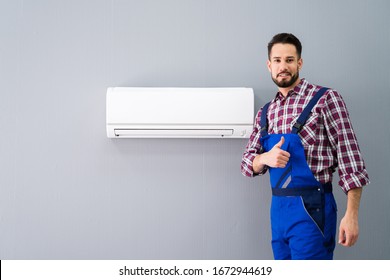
[106,87,254,138]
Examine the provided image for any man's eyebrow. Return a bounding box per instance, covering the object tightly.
[271,56,296,59]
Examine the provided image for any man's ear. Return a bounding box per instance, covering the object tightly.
[267,60,271,72]
[298,57,303,70]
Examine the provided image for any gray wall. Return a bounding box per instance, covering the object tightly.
[0,0,389,259]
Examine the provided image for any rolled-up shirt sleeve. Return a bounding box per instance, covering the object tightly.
[241,108,268,177]
[323,90,370,193]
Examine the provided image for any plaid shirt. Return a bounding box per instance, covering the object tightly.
[241,79,369,193]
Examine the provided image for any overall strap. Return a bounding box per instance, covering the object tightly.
[260,101,271,137]
[291,87,329,134]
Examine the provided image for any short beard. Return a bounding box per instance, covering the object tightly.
[271,72,299,88]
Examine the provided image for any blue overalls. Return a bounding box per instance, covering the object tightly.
[260,87,337,260]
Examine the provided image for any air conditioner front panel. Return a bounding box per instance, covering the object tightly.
[106,87,253,125]
[106,87,254,138]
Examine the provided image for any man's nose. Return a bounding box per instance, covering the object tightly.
[279,61,288,71]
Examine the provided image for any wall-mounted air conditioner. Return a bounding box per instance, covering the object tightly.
[106,87,254,138]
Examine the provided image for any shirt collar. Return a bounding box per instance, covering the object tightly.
[274,78,307,101]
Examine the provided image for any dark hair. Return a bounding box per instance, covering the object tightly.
[267,33,302,59]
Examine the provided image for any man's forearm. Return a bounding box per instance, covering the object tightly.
[346,187,363,217]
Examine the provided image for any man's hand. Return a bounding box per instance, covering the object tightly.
[338,188,362,247]
[253,136,291,173]
[338,213,359,247]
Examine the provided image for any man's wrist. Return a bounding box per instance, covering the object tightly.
[253,154,266,174]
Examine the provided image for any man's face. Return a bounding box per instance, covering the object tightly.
[267,43,303,89]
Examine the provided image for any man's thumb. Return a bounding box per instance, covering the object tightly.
[275,136,285,148]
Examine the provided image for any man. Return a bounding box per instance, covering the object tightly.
[241,33,369,259]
